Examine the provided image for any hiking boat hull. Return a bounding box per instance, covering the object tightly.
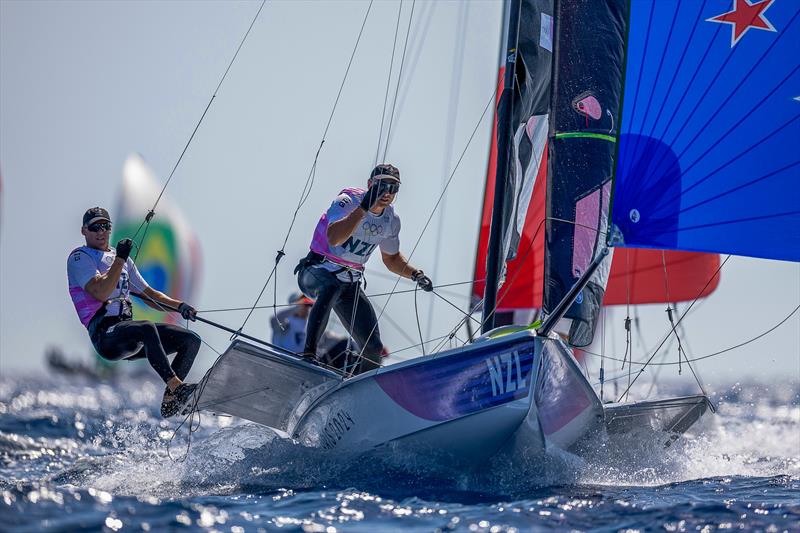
[199,330,608,463]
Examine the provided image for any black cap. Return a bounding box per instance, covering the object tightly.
[82,207,111,226]
[370,164,401,182]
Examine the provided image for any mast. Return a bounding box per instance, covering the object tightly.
[481,0,521,333]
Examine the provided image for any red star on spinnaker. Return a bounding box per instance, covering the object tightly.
[707,0,777,47]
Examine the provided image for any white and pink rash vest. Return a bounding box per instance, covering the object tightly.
[67,246,150,328]
[309,188,401,277]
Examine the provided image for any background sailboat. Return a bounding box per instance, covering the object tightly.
[112,154,202,325]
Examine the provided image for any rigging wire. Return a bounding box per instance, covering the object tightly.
[374,0,405,165]
[130,0,268,258]
[600,301,606,402]
[383,0,437,148]
[617,255,732,400]
[643,319,679,398]
[660,251,708,396]
[427,0,470,341]
[380,0,417,162]
[233,0,375,337]
[432,290,482,326]
[580,303,799,367]
[349,87,497,369]
[364,268,470,300]
[621,249,632,400]
[196,278,481,313]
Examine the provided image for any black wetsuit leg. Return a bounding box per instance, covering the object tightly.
[298,266,344,356]
[92,320,199,383]
[333,283,383,374]
[152,324,201,380]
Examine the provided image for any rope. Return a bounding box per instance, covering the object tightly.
[166,335,224,462]
[414,286,425,355]
[131,0,268,259]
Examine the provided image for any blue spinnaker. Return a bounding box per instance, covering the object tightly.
[611,0,800,262]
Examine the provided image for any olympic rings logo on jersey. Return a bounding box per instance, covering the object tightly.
[361,221,384,236]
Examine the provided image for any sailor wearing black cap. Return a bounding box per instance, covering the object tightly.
[296,164,433,374]
[67,207,201,418]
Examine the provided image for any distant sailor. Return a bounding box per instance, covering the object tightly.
[294,164,433,374]
[270,292,314,353]
[67,207,201,418]
[271,292,368,372]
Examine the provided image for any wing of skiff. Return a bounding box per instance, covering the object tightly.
[603,395,714,448]
[195,340,341,434]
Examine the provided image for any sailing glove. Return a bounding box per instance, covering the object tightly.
[360,180,391,212]
[115,238,133,261]
[412,270,433,292]
[178,302,197,321]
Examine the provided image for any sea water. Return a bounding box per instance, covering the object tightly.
[1,373,798,532]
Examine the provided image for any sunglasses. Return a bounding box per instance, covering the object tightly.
[374,180,400,194]
[87,222,112,232]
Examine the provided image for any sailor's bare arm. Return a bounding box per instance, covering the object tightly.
[84,258,125,301]
[327,208,367,246]
[381,251,419,279]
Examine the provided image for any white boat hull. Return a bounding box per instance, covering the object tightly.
[199,330,605,464]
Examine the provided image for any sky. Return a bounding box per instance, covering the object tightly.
[1,0,798,389]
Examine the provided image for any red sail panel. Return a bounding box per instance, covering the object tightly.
[474,217,720,307]
[472,67,548,311]
[604,249,720,305]
[472,71,502,308]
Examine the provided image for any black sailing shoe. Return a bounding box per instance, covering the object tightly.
[160,383,198,418]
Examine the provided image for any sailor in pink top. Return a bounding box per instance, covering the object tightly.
[66,207,202,418]
[295,164,434,375]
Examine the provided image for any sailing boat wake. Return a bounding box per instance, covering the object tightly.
[1,374,797,530]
